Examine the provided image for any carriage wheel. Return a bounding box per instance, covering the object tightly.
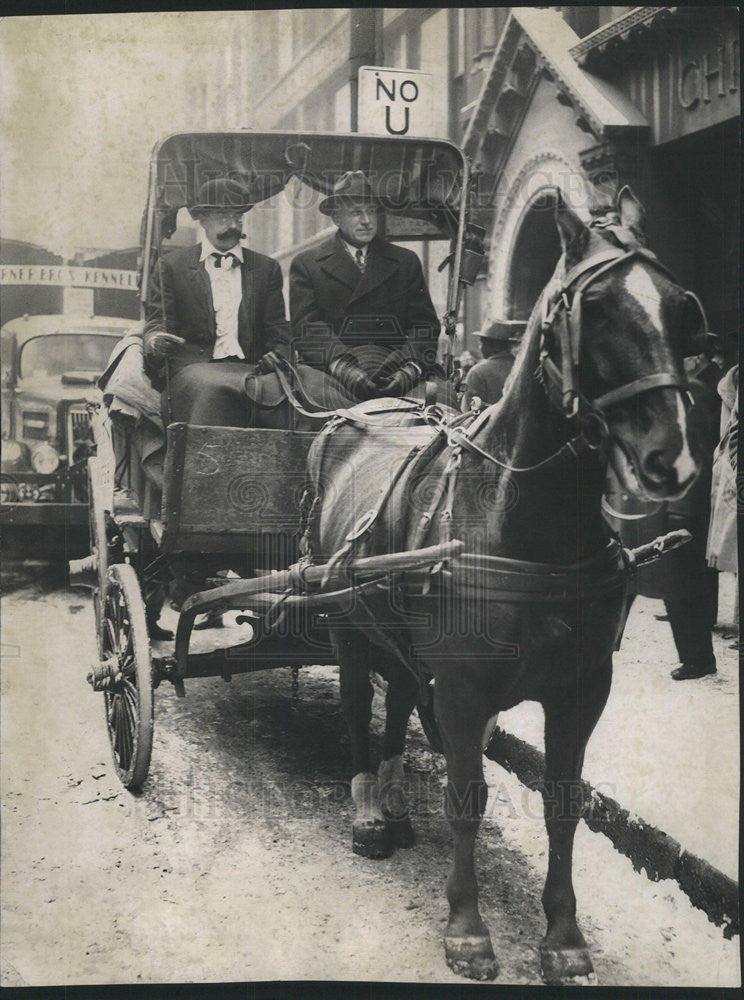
[87,459,108,655]
[101,562,154,789]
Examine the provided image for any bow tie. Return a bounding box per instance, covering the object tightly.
[212,251,238,269]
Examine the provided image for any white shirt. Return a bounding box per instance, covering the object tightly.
[341,237,368,270]
[200,238,245,359]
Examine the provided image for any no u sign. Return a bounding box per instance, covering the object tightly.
[358,66,435,138]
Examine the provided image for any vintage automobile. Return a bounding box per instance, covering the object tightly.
[1,313,130,530]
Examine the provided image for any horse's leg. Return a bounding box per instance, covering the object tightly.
[334,629,391,859]
[378,662,418,848]
[539,659,612,985]
[437,675,499,981]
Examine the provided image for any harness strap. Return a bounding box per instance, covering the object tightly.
[590,372,688,410]
[318,438,430,586]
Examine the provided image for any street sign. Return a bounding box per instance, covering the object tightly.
[358,66,435,137]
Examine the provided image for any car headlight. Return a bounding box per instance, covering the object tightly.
[2,440,23,464]
[30,442,60,474]
[0,477,19,504]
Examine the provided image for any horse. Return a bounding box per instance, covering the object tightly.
[304,187,705,983]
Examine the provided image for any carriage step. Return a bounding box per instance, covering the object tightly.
[115,513,149,530]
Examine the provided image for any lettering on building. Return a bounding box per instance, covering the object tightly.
[0,265,139,290]
[677,37,738,110]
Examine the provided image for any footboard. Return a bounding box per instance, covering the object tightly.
[160,423,315,556]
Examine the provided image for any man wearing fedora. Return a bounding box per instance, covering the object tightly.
[143,177,293,427]
[289,170,443,402]
[459,319,523,412]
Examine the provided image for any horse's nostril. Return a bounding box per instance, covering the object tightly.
[642,450,670,483]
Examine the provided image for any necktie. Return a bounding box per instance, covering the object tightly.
[355,248,366,273]
[212,251,236,269]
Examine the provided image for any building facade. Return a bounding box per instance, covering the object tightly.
[196,7,739,356]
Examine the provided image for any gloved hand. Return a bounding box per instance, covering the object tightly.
[329,356,377,401]
[144,330,185,361]
[375,361,422,398]
[255,351,282,376]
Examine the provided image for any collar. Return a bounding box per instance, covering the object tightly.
[200,238,244,264]
[339,235,368,262]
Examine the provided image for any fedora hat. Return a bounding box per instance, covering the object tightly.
[475,319,526,342]
[188,177,253,217]
[319,171,382,216]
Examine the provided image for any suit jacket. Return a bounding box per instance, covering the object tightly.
[289,233,440,374]
[143,243,291,385]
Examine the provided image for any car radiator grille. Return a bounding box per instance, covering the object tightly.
[68,406,92,461]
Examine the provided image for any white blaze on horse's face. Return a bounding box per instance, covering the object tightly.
[624,265,664,334]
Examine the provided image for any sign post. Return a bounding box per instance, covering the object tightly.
[358,66,435,137]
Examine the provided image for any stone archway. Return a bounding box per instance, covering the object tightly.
[484,152,588,321]
[505,189,562,322]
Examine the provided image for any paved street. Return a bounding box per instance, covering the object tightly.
[0,558,739,988]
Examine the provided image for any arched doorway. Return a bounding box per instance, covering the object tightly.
[505,190,562,322]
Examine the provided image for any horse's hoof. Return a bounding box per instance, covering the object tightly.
[352,819,392,859]
[539,945,596,986]
[387,814,415,849]
[444,935,499,981]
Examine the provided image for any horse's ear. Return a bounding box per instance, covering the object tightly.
[617,186,646,236]
[554,190,588,256]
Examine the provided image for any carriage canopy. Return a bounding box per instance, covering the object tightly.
[149,130,467,244]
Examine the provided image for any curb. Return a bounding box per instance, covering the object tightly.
[483,727,739,938]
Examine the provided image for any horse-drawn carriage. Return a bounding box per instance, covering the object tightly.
[70,129,478,787]
[71,129,704,983]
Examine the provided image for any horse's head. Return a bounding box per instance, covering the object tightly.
[540,187,704,501]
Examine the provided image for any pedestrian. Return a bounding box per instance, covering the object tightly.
[706,364,738,574]
[459,320,522,412]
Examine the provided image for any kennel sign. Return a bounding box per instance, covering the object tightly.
[358,66,435,137]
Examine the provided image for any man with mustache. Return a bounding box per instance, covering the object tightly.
[289,171,445,402]
[143,177,292,427]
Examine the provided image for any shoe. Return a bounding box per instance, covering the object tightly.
[147,618,174,641]
[193,610,224,630]
[671,662,717,680]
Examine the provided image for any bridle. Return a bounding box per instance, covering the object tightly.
[537,217,704,425]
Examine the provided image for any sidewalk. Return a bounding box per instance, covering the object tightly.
[497,574,739,880]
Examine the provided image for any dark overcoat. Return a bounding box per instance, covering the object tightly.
[289,233,440,375]
[142,243,291,387]
[460,353,515,411]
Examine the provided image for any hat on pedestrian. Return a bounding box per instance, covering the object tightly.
[319,171,382,215]
[475,319,526,342]
[188,178,254,217]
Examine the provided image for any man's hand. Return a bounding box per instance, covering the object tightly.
[375,361,422,398]
[144,331,185,360]
[329,356,377,401]
[255,352,282,376]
